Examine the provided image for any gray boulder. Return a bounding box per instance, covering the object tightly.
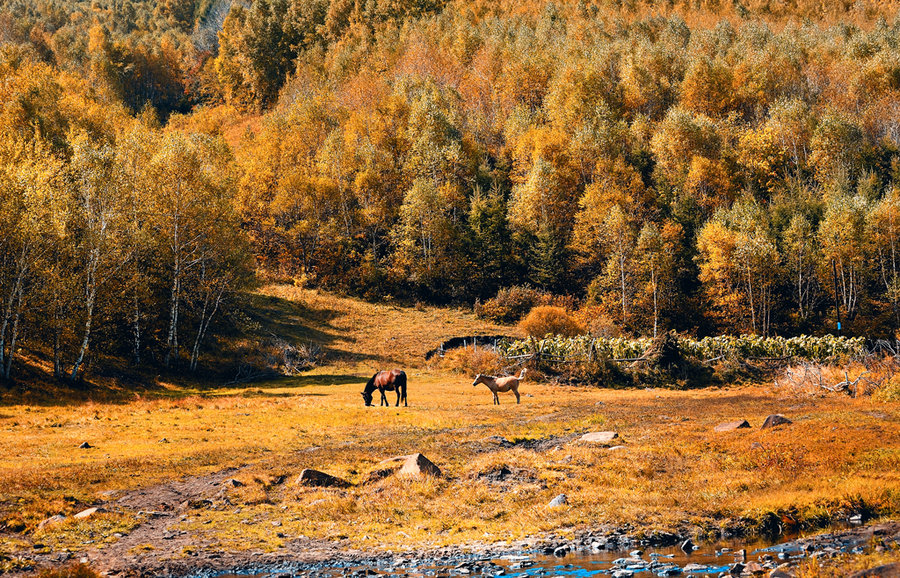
[296,469,350,488]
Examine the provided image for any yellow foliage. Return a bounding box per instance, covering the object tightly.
[519,305,585,337]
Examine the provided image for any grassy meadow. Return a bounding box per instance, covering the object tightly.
[1,286,899,572]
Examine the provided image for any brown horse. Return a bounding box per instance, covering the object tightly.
[472,369,526,405]
[362,369,408,407]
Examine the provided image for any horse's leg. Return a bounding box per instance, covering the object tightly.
[403,384,407,407]
[380,388,388,406]
[395,388,400,407]
[493,390,499,405]
[514,385,520,404]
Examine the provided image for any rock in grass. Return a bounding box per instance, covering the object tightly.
[73,507,105,520]
[761,414,793,429]
[78,442,92,449]
[296,468,351,488]
[848,562,900,577]
[369,453,442,480]
[714,420,750,432]
[547,494,567,508]
[181,499,212,510]
[768,567,795,578]
[37,515,66,530]
[399,453,442,478]
[579,431,619,444]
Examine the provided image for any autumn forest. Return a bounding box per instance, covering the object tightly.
[3,0,900,382]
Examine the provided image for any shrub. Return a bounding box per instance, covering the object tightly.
[519,306,585,338]
[573,306,622,337]
[875,374,900,401]
[475,286,554,324]
[440,347,504,377]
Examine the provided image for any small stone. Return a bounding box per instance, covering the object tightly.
[768,567,794,578]
[553,545,570,557]
[271,520,282,527]
[680,539,695,553]
[629,549,643,557]
[296,469,351,488]
[579,431,619,444]
[715,421,750,432]
[761,415,792,429]
[547,494,568,508]
[222,478,244,487]
[73,507,105,520]
[158,438,169,443]
[608,445,627,451]
[730,563,746,576]
[78,442,92,449]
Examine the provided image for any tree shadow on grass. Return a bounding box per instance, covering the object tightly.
[242,293,382,366]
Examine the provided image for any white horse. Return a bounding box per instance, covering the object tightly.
[472,369,527,404]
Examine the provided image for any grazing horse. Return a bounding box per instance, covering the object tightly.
[362,369,408,407]
[472,369,526,405]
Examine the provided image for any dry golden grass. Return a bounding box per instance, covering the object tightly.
[1,286,899,564]
[796,547,900,577]
[254,284,520,369]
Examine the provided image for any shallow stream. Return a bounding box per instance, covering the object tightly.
[210,534,824,577]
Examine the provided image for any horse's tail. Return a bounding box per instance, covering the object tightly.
[518,368,527,381]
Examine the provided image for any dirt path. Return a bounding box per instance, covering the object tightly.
[71,468,365,577]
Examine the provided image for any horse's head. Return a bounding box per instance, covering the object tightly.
[362,373,377,406]
[471,374,483,387]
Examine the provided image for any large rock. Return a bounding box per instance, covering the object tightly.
[399,453,442,478]
[768,565,795,578]
[848,562,900,577]
[744,561,766,575]
[715,420,751,432]
[296,469,350,488]
[579,431,619,444]
[761,414,793,429]
[369,453,442,480]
